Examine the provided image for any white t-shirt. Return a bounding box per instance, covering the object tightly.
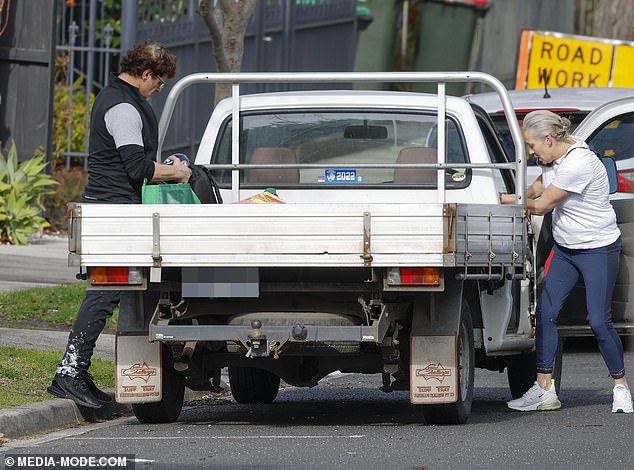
[541,139,620,249]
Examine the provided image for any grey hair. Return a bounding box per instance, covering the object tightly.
[522,110,571,141]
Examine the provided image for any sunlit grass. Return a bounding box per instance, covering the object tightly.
[0,282,118,330]
[0,346,114,409]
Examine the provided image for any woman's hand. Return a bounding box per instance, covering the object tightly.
[499,193,517,205]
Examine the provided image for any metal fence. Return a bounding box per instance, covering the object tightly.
[55,0,120,168]
[55,0,357,165]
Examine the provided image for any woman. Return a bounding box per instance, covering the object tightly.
[501,109,632,413]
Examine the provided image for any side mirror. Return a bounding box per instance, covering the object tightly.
[601,157,618,194]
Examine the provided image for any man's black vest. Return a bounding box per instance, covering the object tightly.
[83,75,158,203]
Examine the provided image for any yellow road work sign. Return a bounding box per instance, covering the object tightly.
[516,30,634,89]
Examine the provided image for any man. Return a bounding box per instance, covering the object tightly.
[48,40,191,408]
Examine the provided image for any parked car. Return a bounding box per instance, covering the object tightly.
[557,96,634,342]
[572,95,634,197]
[464,87,634,192]
[466,88,634,364]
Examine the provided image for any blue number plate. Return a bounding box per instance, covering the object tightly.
[319,168,364,183]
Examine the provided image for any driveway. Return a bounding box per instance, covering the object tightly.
[0,236,78,292]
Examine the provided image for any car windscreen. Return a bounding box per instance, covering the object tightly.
[586,112,634,163]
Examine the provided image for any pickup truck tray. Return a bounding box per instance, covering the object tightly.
[69,202,526,274]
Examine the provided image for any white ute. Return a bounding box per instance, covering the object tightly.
[68,72,536,425]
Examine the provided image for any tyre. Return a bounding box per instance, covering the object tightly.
[132,345,185,423]
[422,299,475,425]
[507,350,537,399]
[228,367,280,404]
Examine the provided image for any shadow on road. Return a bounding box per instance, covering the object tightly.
[119,383,614,429]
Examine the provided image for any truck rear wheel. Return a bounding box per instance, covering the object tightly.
[507,351,537,399]
[132,345,185,423]
[229,367,280,404]
[421,299,474,425]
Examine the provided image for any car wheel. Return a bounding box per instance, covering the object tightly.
[421,299,474,425]
[132,345,185,423]
[507,351,537,399]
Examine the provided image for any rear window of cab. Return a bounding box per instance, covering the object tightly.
[211,110,474,189]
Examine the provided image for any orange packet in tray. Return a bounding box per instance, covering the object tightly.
[237,187,286,204]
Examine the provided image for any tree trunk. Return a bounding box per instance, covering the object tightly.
[578,0,634,41]
[197,0,257,105]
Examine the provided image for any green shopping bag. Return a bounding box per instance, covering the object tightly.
[141,180,202,204]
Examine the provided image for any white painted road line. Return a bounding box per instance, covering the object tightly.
[67,435,366,440]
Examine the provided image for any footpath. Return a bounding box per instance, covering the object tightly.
[0,236,204,441]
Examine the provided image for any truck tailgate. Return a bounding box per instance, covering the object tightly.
[69,203,452,268]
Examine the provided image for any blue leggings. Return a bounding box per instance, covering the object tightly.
[536,237,624,378]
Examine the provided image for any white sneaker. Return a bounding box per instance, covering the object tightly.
[612,384,633,413]
[507,380,561,411]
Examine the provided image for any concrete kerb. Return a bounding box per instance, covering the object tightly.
[0,236,128,440]
[0,329,123,439]
[0,394,131,440]
[0,236,211,440]
[0,330,209,440]
[0,388,207,440]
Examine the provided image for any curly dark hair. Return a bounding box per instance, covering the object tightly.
[119,39,177,79]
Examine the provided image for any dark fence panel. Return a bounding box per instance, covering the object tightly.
[131,0,358,157]
[0,0,56,161]
[472,0,575,92]
[55,0,357,161]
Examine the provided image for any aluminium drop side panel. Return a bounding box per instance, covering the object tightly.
[72,202,449,268]
[454,204,527,267]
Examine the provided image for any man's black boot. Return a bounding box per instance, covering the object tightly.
[79,371,114,403]
[52,373,103,409]
[47,377,67,399]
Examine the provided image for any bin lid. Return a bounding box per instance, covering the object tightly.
[426,0,492,8]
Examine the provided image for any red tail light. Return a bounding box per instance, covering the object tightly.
[89,267,143,285]
[617,169,634,193]
[400,267,441,285]
[386,267,442,286]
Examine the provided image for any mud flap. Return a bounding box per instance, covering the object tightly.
[410,335,457,404]
[115,333,162,404]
